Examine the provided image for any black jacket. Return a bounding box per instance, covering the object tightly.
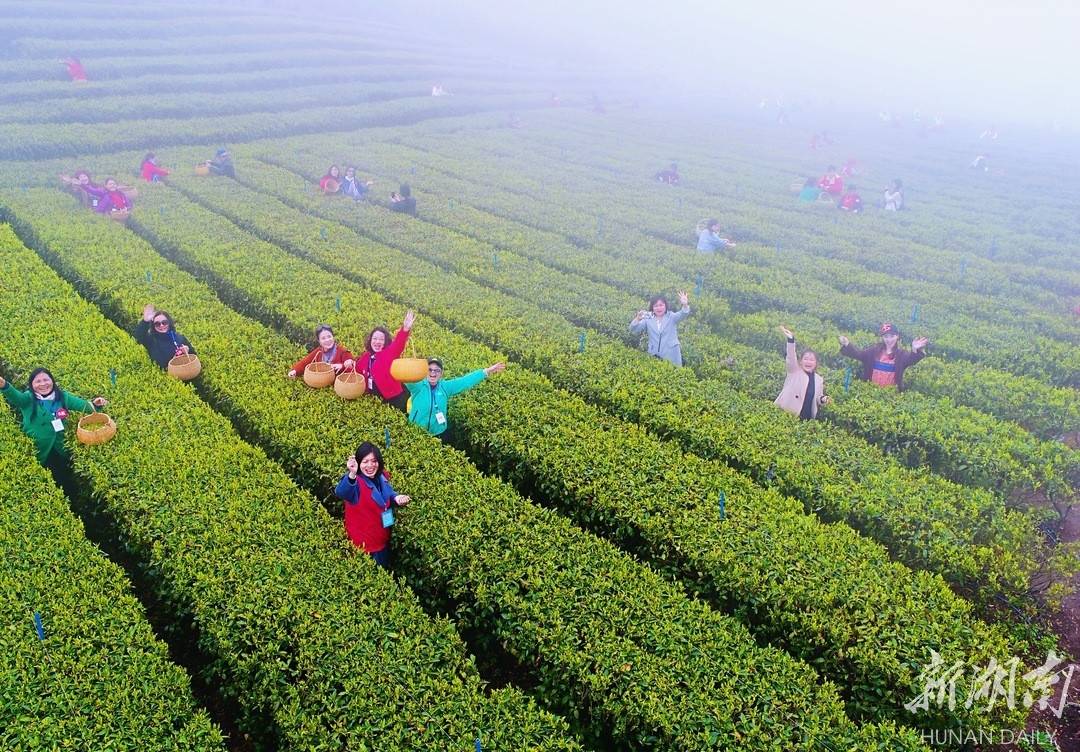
[133,321,196,369]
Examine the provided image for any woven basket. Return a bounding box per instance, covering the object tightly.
[322,178,340,194]
[390,357,427,383]
[109,208,130,223]
[334,370,366,399]
[194,163,211,176]
[76,412,116,446]
[167,353,202,381]
[303,360,336,388]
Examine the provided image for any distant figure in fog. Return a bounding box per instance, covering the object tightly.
[60,56,87,82]
[817,165,843,198]
[207,148,235,178]
[798,177,820,202]
[320,165,341,194]
[655,162,680,185]
[140,153,169,183]
[839,185,863,213]
[340,166,373,200]
[883,179,904,211]
[697,219,735,251]
[390,184,417,216]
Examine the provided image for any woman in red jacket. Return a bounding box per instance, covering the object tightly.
[319,165,341,194]
[287,324,355,379]
[140,153,170,182]
[358,310,415,412]
[335,443,410,568]
[60,57,87,82]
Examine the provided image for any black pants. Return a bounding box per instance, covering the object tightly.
[384,391,409,413]
[43,450,76,496]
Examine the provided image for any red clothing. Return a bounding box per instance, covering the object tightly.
[140,161,169,182]
[342,472,395,553]
[291,344,355,375]
[319,175,339,192]
[870,351,897,386]
[65,60,87,82]
[358,327,409,400]
[840,192,862,212]
[103,189,130,212]
[818,174,843,195]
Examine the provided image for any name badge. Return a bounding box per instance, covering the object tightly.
[367,375,374,391]
[381,508,395,528]
[435,412,446,425]
[51,418,65,432]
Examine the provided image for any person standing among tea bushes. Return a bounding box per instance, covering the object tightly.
[135,304,196,370]
[358,310,415,412]
[288,324,355,379]
[774,326,829,420]
[0,369,107,488]
[630,291,691,366]
[839,322,928,391]
[335,442,410,568]
[405,358,505,442]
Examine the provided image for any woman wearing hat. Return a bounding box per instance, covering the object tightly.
[405,358,505,441]
[0,369,107,489]
[839,322,928,391]
[775,326,829,419]
[207,148,235,178]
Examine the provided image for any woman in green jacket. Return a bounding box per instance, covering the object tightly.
[0,368,107,488]
[405,359,504,442]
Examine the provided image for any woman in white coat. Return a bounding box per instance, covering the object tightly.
[774,326,829,420]
[629,291,691,366]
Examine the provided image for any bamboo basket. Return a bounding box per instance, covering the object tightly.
[167,353,202,381]
[76,412,116,446]
[303,360,336,388]
[334,370,366,399]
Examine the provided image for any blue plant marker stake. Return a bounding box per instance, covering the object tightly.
[145,271,152,284]
[718,490,726,520]
[578,332,586,353]
[475,736,482,752]
[492,253,498,270]
[694,273,703,297]
[449,198,455,209]
[910,304,920,323]
[843,366,852,392]
[109,368,117,387]
[765,464,776,483]
[384,427,391,451]
[335,297,341,312]
[320,227,328,241]
[960,258,967,276]
[33,612,44,641]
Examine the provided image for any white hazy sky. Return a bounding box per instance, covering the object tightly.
[366,0,1079,130]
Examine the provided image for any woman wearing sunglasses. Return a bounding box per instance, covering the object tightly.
[134,303,196,370]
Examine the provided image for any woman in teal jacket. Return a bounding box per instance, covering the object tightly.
[0,368,108,488]
[405,358,504,441]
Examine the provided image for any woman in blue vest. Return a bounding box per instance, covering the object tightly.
[405,358,505,442]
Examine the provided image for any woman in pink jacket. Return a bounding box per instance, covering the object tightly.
[774,326,829,420]
[358,310,415,412]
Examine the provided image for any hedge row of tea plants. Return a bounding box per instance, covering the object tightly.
[0,411,225,751]
[0,221,576,751]
[190,154,1052,609]
[1,192,929,751]
[260,146,1079,500]
[121,178,1027,727]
